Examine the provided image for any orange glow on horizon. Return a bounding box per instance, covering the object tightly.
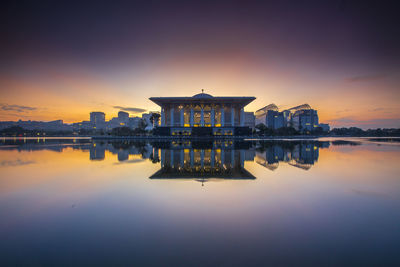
[1,58,399,127]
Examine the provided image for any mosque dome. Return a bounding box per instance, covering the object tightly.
[193,93,213,98]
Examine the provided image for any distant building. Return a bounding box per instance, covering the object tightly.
[108,117,123,129]
[244,112,255,129]
[318,123,330,132]
[255,103,326,132]
[0,119,72,131]
[118,111,129,122]
[255,104,285,129]
[73,121,93,130]
[267,110,285,129]
[128,117,142,129]
[90,112,105,129]
[292,109,318,132]
[255,104,279,127]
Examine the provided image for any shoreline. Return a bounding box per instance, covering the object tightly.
[2,135,399,140]
[91,135,400,140]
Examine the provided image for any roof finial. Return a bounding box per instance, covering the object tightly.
[202,89,204,93]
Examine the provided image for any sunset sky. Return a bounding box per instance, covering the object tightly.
[1,0,399,129]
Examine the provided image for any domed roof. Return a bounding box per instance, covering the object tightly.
[193,93,213,98]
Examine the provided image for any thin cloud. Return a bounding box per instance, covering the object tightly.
[113,106,146,113]
[336,109,352,114]
[0,104,37,113]
[328,117,357,124]
[369,107,385,112]
[346,74,387,83]
[0,159,36,167]
[368,108,394,114]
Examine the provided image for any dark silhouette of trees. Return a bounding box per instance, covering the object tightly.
[111,127,133,136]
[255,124,299,136]
[330,127,400,137]
[150,113,161,126]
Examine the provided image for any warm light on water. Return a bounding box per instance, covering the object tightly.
[1,137,399,265]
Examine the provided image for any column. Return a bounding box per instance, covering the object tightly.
[240,107,245,126]
[201,150,204,168]
[190,108,194,126]
[180,107,184,127]
[180,149,184,167]
[211,107,215,127]
[231,107,235,127]
[211,149,215,167]
[161,108,165,126]
[170,150,174,167]
[221,107,225,127]
[190,149,194,167]
[170,106,174,127]
[200,107,204,126]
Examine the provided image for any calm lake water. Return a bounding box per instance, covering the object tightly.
[1,137,400,266]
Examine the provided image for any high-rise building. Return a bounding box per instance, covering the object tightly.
[255,104,286,129]
[266,110,285,129]
[255,104,280,128]
[255,103,325,132]
[118,111,129,121]
[291,109,318,132]
[90,112,105,125]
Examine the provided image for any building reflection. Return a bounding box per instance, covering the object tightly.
[1,138,337,175]
[255,141,329,170]
[89,141,153,161]
[150,141,255,182]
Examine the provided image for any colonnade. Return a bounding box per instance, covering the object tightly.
[160,105,245,127]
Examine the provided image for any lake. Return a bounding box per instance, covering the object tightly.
[1,137,399,266]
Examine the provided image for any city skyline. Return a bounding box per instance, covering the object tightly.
[1,0,399,129]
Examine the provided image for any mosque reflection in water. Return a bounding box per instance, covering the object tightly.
[89,140,330,176]
[85,139,332,181]
[1,138,338,181]
[150,141,256,180]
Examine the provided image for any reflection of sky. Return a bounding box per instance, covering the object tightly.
[0,139,400,265]
[1,1,400,128]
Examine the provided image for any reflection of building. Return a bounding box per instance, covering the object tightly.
[255,142,326,170]
[87,140,326,172]
[289,143,319,169]
[150,141,255,181]
[90,143,106,160]
[2,139,333,174]
[150,92,255,136]
[88,141,152,162]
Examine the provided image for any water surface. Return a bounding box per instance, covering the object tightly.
[1,137,399,266]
